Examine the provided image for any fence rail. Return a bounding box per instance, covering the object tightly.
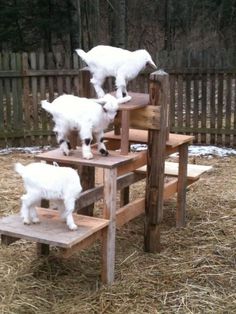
[0,51,236,148]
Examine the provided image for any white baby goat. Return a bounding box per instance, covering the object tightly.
[76,45,157,100]
[15,162,82,231]
[41,93,126,159]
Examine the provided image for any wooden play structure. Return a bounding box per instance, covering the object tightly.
[0,70,212,284]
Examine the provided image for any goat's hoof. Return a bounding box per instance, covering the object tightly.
[68,224,78,231]
[83,153,93,159]
[63,150,70,156]
[23,219,31,225]
[100,149,109,156]
[32,217,40,224]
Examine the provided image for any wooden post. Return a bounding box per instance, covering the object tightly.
[176,143,188,227]
[101,168,117,284]
[36,243,50,256]
[144,70,169,253]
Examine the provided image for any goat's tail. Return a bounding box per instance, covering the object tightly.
[15,162,25,176]
[41,100,54,114]
[75,49,88,63]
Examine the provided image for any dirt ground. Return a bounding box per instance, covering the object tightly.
[0,152,235,314]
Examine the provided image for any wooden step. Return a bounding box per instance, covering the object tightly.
[35,147,140,169]
[135,162,213,182]
[0,207,109,250]
[116,92,150,110]
[104,129,194,149]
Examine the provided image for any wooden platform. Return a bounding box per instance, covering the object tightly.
[35,147,141,169]
[104,129,194,152]
[117,92,150,110]
[0,208,109,249]
[136,162,213,182]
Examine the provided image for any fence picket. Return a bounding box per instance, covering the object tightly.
[0,50,236,147]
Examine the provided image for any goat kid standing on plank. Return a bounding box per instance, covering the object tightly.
[15,162,82,231]
[76,45,157,100]
[42,94,128,159]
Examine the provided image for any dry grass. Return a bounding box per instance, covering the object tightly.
[0,152,235,314]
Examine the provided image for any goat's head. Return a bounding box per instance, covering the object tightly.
[95,94,119,122]
[135,49,157,69]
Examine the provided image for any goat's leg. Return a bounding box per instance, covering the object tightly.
[115,74,132,101]
[94,131,109,156]
[55,128,71,156]
[63,198,77,231]
[54,200,66,221]
[90,75,105,98]
[29,200,40,224]
[80,127,93,159]
[20,193,40,224]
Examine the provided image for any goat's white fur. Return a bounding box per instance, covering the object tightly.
[15,162,82,230]
[41,94,126,159]
[76,45,157,99]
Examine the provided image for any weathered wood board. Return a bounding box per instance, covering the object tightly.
[0,208,109,248]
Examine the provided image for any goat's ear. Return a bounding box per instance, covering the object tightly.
[146,60,157,69]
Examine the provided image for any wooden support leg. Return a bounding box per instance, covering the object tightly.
[77,166,95,216]
[1,234,19,245]
[101,168,117,284]
[36,243,50,256]
[176,143,188,228]
[120,110,130,155]
[120,186,130,206]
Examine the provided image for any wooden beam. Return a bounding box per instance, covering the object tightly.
[60,229,104,258]
[117,151,147,176]
[115,106,160,130]
[116,198,145,227]
[1,234,19,245]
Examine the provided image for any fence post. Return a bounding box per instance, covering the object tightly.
[144,70,169,253]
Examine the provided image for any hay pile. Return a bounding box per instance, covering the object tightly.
[0,152,235,313]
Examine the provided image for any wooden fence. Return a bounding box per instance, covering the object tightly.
[0,51,236,148]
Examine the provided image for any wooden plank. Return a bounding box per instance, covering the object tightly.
[104,129,194,148]
[22,53,32,146]
[101,168,117,284]
[176,143,188,228]
[35,148,138,169]
[0,208,109,249]
[169,74,176,131]
[185,73,192,135]
[115,106,160,131]
[60,229,104,258]
[77,165,95,216]
[201,74,207,144]
[193,74,199,143]
[217,73,224,145]
[30,52,39,144]
[117,150,147,176]
[0,54,5,147]
[120,110,130,155]
[3,53,12,146]
[210,73,216,144]
[225,74,232,146]
[177,74,183,129]
[64,53,71,93]
[39,52,48,146]
[116,198,145,227]
[1,234,19,245]
[234,73,236,146]
[116,92,149,110]
[136,162,212,180]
